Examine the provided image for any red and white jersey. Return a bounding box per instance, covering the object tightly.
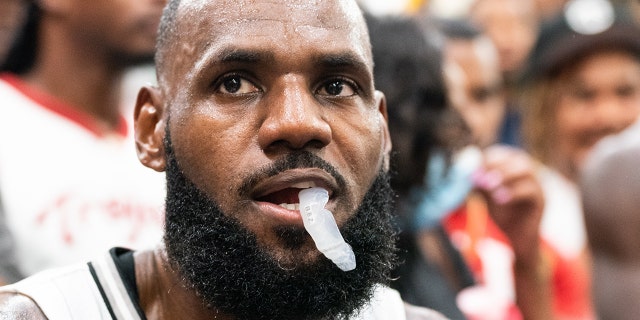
[0,73,165,277]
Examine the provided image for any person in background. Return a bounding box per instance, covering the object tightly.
[439,19,594,319]
[469,0,538,96]
[522,0,640,264]
[0,0,448,319]
[580,119,640,320]
[440,19,506,149]
[468,0,540,147]
[521,0,640,317]
[366,14,471,319]
[0,0,166,280]
[369,15,553,319]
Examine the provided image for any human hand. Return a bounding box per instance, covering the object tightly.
[472,145,544,265]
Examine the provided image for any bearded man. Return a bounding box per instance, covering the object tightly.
[0,0,446,319]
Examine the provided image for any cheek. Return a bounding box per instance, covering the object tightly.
[555,103,588,140]
[170,114,257,203]
[331,113,385,188]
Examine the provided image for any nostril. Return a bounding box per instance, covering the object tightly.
[262,139,328,153]
[257,103,332,152]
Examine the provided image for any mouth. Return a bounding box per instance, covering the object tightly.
[250,170,338,224]
[255,181,319,211]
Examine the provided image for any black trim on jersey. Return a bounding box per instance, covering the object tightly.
[87,261,117,320]
[110,247,148,320]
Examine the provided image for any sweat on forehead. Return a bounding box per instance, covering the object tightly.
[155,0,370,84]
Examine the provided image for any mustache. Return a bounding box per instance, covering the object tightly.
[237,151,348,197]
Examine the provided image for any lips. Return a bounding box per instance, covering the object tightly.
[256,186,308,211]
[250,169,338,220]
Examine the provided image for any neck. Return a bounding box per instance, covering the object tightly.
[135,247,235,320]
[22,18,129,133]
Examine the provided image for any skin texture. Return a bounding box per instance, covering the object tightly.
[444,36,506,148]
[551,50,640,181]
[21,0,165,132]
[470,145,551,320]
[581,123,640,320]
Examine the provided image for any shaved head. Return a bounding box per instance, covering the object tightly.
[155,0,372,90]
[134,0,397,318]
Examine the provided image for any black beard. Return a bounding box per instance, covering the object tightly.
[163,135,399,320]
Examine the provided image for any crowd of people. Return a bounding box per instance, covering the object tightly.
[0,0,639,319]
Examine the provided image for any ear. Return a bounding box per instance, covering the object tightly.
[375,90,392,172]
[134,86,166,172]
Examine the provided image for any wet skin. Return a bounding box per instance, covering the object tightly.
[136,0,391,266]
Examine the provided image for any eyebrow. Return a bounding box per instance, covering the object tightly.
[191,46,373,92]
[201,46,369,70]
[315,52,370,72]
[217,48,275,64]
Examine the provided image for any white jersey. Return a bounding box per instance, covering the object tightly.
[0,249,409,320]
[0,74,165,276]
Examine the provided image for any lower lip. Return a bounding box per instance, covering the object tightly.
[255,201,305,226]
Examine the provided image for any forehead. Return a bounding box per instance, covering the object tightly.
[160,0,371,86]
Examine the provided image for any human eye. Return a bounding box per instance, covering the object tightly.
[616,84,636,98]
[215,74,260,95]
[317,78,358,97]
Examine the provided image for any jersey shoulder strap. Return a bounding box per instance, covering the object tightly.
[1,262,111,319]
[0,250,144,320]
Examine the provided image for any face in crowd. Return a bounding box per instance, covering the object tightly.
[444,35,506,148]
[551,49,640,179]
[66,0,165,65]
[134,0,398,319]
[470,0,538,80]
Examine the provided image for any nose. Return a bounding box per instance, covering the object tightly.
[257,76,332,153]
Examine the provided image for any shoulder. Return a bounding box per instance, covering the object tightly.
[0,291,48,320]
[404,302,449,320]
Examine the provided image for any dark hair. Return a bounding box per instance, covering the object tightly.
[367,14,469,201]
[155,0,182,76]
[523,5,640,83]
[0,2,40,74]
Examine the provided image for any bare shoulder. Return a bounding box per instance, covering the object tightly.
[0,291,48,320]
[404,302,449,320]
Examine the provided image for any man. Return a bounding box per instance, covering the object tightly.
[468,0,540,147]
[440,20,506,149]
[0,0,166,279]
[0,0,445,319]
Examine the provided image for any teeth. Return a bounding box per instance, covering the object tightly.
[279,203,300,210]
[290,181,317,189]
